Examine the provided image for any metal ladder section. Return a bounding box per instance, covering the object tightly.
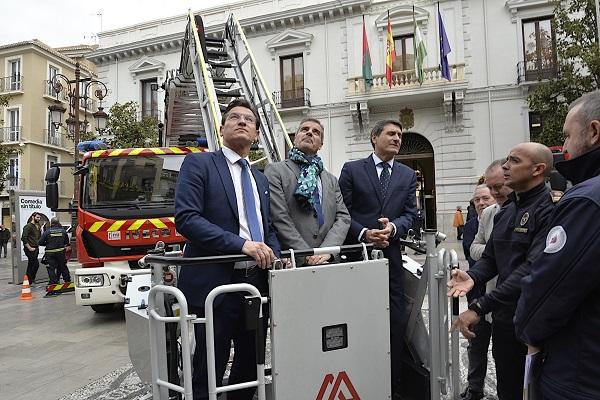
[163,11,292,163]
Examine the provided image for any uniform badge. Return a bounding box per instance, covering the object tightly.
[544,226,567,254]
[520,212,529,226]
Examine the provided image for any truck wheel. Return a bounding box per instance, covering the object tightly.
[91,304,115,313]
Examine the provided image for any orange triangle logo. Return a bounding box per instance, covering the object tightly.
[315,371,361,400]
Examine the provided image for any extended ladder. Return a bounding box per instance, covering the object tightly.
[163,12,292,164]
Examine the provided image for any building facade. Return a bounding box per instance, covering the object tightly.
[0,40,100,226]
[87,0,556,233]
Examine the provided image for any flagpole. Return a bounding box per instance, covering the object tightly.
[438,2,442,72]
[413,5,417,74]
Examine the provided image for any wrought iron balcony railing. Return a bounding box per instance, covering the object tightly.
[0,126,22,142]
[0,76,23,92]
[517,61,558,84]
[347,64,465,94]
[43,129,64,147]
[272,88,311,109]
[137,108,163,121]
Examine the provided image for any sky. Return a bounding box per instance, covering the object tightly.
[1,0,240,48]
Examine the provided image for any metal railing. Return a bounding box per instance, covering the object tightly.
[0,76,23,92]
[4,177,24,190]
[43,129,64,147]
[517,60,558,84]
[272,88,311,109]
[0,126,22,142]
[43,80,69,101]
[137,108,163,121]
[347,64,465,94]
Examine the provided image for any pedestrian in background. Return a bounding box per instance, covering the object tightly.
[22,212,41,283]
[0,225,10,258]
[453,206,465,240]
[38,218,71,294]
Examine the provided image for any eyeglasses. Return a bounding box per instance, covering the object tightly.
[226,112,256,124]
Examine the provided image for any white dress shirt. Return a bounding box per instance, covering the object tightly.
[222,146,264,269]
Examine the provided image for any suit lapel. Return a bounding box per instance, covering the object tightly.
[285,159,301,180]
[365,157,383,207]
[213,150,239,220]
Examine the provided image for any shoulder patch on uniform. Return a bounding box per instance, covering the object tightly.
[544,226,567,254]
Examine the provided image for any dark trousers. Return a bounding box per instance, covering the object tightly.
[390,283,406,396]
[492,322,527,400]
[24,247,39,283]
[190,269,268,400]
[47,252,69,284]
[457,226,464,240]
[466,319,492,393]
[0,242,7,257]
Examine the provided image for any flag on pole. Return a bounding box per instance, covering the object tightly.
[438,4,452,81]
[362,15,373,89]
[385,11,396,88]
[413,8,427,85]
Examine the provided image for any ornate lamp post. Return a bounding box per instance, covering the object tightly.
[47,62,109,255]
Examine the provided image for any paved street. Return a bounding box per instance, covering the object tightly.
[0,239,498,400]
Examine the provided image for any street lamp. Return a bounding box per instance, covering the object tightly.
[47,62,109,254]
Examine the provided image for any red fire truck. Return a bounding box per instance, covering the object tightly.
[46,144,205,312]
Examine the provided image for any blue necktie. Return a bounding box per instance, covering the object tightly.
[379,162,391,198]
[314,187,324,227]
[237,159,262,242]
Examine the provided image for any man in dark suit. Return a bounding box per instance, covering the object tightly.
[264,118,350,264]
[338,119,417,397]
[175,99,280,400]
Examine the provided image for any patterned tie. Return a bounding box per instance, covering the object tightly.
[379,162,391,198]
[237,159,262,242]
[313,187,324,227]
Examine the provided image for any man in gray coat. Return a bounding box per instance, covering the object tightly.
[265,118,350,265]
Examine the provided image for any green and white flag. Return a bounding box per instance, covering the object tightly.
[413,21,427,85]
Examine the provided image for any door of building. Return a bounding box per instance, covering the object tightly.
[396,132,436,230]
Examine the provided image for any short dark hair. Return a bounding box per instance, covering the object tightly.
[221,99,261,131]
[297,118,325,137]
[370,120,403,149]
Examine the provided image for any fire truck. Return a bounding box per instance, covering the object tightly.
[45,144,207,312]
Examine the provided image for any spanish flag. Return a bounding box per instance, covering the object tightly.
[385,11,396,88]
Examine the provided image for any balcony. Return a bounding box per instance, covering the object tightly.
[0,126,23,143]
[0,76,23,93]
[517,61,558,84]
[137,108,163,121]
[347,64,466,96]
[272,88,311,110]
[43,129,64,147]
[3,177,24,191]
[43,80,69,101]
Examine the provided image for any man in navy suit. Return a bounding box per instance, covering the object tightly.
[338,119,416,398]
[175,99,280,400]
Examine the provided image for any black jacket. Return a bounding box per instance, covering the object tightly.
[467,182,554,326]
[0,228,10,243]
[38,226,69,252]
[515,146,600,400]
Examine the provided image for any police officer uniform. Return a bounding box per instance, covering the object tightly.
[38,221,71,290]
[515,146,600,400]
[465,182,554,400]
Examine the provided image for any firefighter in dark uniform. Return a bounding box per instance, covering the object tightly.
[38,218,71,295]
[448,142,555,400]
[515,91,600,400]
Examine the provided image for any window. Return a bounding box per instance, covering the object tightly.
[280,54,304,107]
[46,155,58,172]
[8,59,21,90]
[529,112,544,142]
[7,109,20,141]
[141,78,158,119]
[7,156,19,187]
[47,65,58,96]
[522,17,556,80]
[393,35,415,72]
